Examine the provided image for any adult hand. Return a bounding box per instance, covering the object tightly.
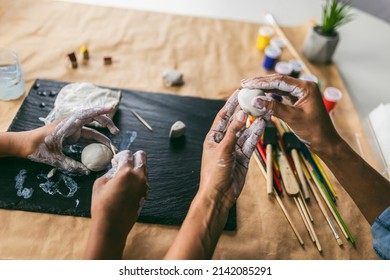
[241,74,341,157]
[85,150,148,259]
[26,107,120,174]
[200,89,267,210]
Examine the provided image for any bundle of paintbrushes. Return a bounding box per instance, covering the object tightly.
[254,117,354,252]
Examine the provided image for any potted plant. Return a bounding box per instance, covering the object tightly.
[302,0,353,64]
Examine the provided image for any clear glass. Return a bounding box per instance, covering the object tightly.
[0,48,26,101]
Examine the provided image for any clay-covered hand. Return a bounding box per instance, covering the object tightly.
[85,150,148,259]
[200,90,267,209]
[26,107,120,174]
[241,74,341,157]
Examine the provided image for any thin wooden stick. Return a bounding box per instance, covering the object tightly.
[275,190,304,246]
[294,197,315,242]
[297,196,322,253]
[131,109,153,131]
[254,152,304,246]
[299,190,313,222]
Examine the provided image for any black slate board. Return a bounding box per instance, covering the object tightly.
[0,79,236,230]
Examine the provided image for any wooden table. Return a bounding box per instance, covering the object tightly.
[0,0,380,259]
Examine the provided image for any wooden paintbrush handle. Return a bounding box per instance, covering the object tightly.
[266,144,273,195]
[291,149,310,200]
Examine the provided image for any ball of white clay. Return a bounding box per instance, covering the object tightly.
[81,143,113,172]
[237,88,265,117]
[169,121,186,138]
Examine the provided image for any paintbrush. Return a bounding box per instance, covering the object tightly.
[276,145,322,252]
[283,132,310,200]
[300,158,343,246]
[263,122,278,195]
[301,154,355,244]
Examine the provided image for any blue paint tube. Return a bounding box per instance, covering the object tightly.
[263,45,282,71]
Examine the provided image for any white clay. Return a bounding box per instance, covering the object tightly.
[81,143,113,172]
[237,88,265,116]
[161,69,184,87]
[169,121,186,138]
[53,83,121,127]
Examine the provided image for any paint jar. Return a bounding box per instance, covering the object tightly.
[275,61,293,76]
[270,37,286,49]
[323,87,343,112]
[256,26,274,51]
[289,59,304,78]
[263,45,281,71]
[299,73,321,89]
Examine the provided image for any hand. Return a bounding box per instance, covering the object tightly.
[200,89,267,210]
[26,107,120,174]
[241,74,341,157]
[164,90,269,260]
[85,150,148,259]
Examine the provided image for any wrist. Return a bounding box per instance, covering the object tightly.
[189,188,232,231]
[315,136,348,162]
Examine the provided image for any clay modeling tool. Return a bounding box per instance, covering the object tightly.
[301,154,354,244]
[254,150,304,246]
[276,147,322,252]
[300,159,343,246]
[131,109,153,132]
[263,122,278,195]
[283,132,310,200]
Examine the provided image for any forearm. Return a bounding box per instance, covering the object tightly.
[84,218,133,260]
[0,132,29,157]
[319,138,390,224]
[164,190,231,260]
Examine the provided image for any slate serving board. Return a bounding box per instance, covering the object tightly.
[0,79,236,230]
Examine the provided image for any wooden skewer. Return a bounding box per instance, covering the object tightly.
[297,195,322,252]
[276,148,321,252]
[254,152,304,246]
[293,197,315,242]
[131,109,153,131]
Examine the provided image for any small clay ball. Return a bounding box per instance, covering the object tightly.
[161,69,184,87]
[81,143,113,172]
[169,121,186,138]
[237,88,265,116]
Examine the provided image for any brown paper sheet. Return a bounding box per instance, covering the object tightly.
[0,0,380,259]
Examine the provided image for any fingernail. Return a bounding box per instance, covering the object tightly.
[236,110,247,122]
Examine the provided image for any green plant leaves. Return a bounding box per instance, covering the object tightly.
[321,0,354,36]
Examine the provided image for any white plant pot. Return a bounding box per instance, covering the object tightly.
[302,26,339,64]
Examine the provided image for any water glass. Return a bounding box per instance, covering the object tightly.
[0,48,26,101]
